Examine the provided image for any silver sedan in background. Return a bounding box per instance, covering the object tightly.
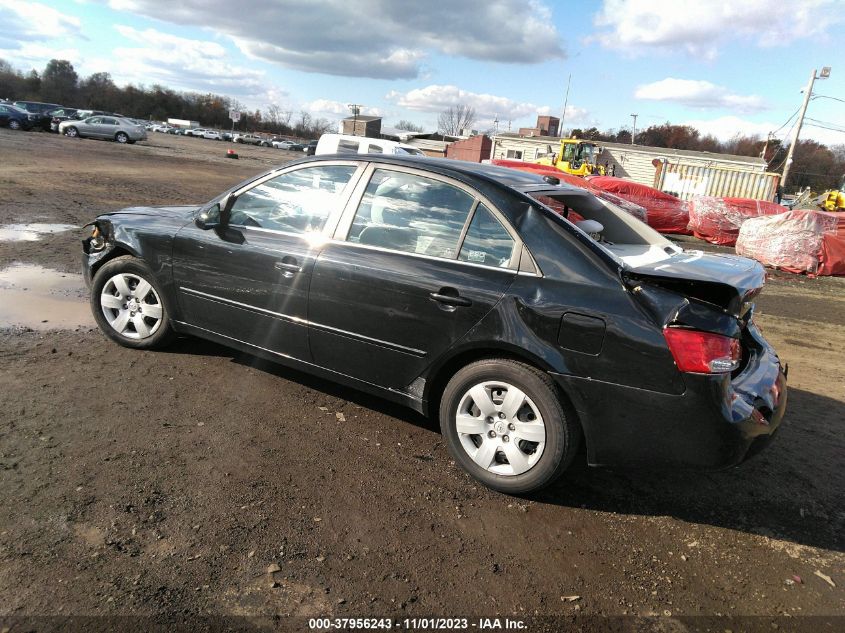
[59,116,147,144]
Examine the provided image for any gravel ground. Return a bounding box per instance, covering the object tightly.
[0,128,843,632]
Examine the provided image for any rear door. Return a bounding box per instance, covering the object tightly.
[307,164,521,390]
[172,162,363,360]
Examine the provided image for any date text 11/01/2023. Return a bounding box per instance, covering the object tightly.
[308,617,528,630]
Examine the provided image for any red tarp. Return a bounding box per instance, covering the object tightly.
[586,176,691,234]
[735,209,845,276]
[490,160,648,223]
[688,197,787,246]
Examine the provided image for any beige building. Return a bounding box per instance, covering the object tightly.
[490,133,768,188]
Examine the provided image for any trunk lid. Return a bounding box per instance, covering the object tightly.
[623,250,765,319]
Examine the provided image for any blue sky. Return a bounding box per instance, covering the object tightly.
[1,0,843,145]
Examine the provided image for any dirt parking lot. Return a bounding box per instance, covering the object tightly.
[0,129,843,632]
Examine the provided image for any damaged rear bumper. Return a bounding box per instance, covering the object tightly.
[550,322,786,470]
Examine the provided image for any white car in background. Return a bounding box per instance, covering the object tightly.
[203,130,223,140]
[186,128,206,137]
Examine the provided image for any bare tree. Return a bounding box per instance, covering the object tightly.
[396,119,424,132]
[437,104,476,136]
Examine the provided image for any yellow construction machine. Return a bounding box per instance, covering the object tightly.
[817,175,845,211]
[534,137,606,177]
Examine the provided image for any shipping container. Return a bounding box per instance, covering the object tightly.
[655,163,780,201]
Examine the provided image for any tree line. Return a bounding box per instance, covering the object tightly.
[0,59,334,139]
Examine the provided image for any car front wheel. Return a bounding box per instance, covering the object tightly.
[440,359,580,494]
[91,256,175,349]
[65,126,78,137]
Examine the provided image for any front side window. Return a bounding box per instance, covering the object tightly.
[87,117,102,125]
[458,204,516,268]
[229,165,357,234]
[348,169,475,259]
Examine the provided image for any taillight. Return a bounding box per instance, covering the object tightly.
[663,328,740,374]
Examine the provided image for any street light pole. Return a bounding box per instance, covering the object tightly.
[782,67,830,189]
[630,113,638,145]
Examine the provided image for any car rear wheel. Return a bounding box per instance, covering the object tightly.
[9,120,21,130]
[115,132,129,144]
[65,126,78,137]
[440,359,579,494]
[91,256,175,350]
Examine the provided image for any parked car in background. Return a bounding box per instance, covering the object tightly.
[235,133,262,145]
[80,156,787,494]
[203,130,223,140]
[271,139,303,150]
[0,103,35,130]
[13,100,63,131]
[303,139,318,155]
[59,116,147,144]
[47,107,83,132]
[184,128,204,137]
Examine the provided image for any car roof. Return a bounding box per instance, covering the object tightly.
[300,154,587,197]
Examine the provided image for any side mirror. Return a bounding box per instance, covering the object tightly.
[195,210,218,230]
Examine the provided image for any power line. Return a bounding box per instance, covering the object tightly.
[805,122,845,134]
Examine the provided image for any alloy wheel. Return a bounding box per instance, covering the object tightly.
[455,381,546,476]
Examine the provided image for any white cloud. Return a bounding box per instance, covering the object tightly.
[635,78,768,113]
[102,0,564,79]
[593,0,841,58]
[386,84,554,124]
[303,99,383,118]
[0,1,82,48]
[103,26,279,103]
[0,43,80,66]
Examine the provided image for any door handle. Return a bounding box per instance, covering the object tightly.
[429,290,472,307]
[274,261,301,273]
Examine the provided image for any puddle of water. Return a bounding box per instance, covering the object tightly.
[0,263,94,330]
[0,223,78,242]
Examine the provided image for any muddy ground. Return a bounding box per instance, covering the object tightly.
[0,129,843,632]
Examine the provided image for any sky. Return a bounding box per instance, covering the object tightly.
[1,0,844,146]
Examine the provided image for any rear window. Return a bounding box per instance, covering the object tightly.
[337,139,360,153]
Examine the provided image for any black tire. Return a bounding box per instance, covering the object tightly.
[439,359,580,495]
[9,119,21,130]
[90,255,175,350]
[66,126,78,137]
[115,132,129,144]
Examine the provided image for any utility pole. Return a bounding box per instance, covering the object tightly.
[760,131,772,159]
[347,103,363,136]
[781,67,829,189]
[630,113,638,145]
[560,74,571,137]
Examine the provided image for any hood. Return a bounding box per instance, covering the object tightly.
[623,250,765,318]
[100,205,200,219]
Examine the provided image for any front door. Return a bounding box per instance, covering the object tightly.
[172,162,361,360]
[308,167,520,390]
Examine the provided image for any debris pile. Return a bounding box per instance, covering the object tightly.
[736,209,845,276]
[688,197,786,246]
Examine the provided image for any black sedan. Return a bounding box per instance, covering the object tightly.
[81,156,787,494]
[0,104,35,130]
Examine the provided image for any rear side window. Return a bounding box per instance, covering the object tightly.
[348,169,475,259]
[229,165,357,234]
[337,139,359,153]
[458,204,516,267]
